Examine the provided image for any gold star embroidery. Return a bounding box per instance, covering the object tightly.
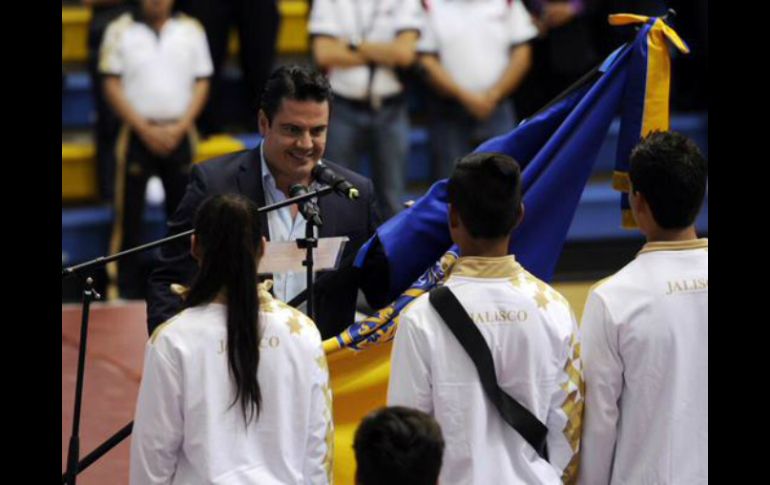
[323,418,334,480]
[259,298,278,313]
[562,455,580,485]
[549,289,569,307]
[286,313,303,335]
[509,276,525,288]
[315,355,329,375]
[534,289,550,309]
[323,385,333,412]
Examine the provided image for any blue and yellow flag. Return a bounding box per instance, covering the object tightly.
[609,14,690,227]
[324,16,689,484]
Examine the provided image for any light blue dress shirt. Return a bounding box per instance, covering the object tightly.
[260,144,320,310]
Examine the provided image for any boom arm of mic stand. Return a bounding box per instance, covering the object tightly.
[62,230,195,279]
[61,187,335,279]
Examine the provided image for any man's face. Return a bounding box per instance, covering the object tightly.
[142,0,174,21]
[259,98,329,185]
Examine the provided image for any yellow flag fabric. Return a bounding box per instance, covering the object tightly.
[607,14,689,228]
[327,341,393,484]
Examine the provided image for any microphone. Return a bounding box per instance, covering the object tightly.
[312,161,360,200]
[289,184,324,227]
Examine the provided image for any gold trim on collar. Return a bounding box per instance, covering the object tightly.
[638,238,708,255]
[150,312,184,344]
[257,280,275,304]
[450,256,521,279]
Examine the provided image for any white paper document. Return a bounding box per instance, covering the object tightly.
[259,237,349,274]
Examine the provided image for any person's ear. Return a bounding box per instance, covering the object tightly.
[258,109,270,136]
[515,203,525,228]
[448,203,460,229]
[629,186,646,216]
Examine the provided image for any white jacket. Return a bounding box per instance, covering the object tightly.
[579,239,708,485]
[388,255,583,485]
[130,285,333,485]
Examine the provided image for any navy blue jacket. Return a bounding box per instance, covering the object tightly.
[146,146,389,338]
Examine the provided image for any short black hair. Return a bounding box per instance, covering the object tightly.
[354,406,445,485]
[629,131,708,229]
[447,152,523,239]
[259,64,332,122]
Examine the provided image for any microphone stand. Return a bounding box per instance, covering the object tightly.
[296,207,319,321]
[63,277,99,485]
[61,185,334,484]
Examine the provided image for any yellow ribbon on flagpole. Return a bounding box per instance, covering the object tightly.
[608,14,689,228]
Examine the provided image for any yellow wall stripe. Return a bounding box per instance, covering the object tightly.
[106,124,131,299]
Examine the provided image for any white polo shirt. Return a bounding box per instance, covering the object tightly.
[418,0,538,92]
[99,13,213,120]
[309,0,423,100]
[579,239,708,485]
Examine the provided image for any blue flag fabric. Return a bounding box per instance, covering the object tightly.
[354,20,664,302]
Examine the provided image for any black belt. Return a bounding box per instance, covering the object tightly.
[334,93,405,111]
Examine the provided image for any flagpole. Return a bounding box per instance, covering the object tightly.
[529,63,605,120]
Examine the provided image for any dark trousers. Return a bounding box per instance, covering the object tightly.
[109,126,195,299]
[87,4,137,202]
[177,0,280,133]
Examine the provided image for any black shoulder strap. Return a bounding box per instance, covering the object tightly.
[429,286,549,461]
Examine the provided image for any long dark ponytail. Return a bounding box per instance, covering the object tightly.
[184,194,263,424]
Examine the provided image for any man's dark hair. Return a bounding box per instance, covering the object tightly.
[629,131,708,229]
[447,152,523,239]
[259,64,333,122]
[354,406,445,485]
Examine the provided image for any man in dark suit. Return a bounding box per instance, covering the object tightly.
[147,64,390,339]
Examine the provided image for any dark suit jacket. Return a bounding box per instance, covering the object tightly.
[146,145,390,338]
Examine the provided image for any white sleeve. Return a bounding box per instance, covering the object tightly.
[98,20,125,75]
[304,337,333,485]
[509,0,538,46]
[129,341,184,485]
[578,292,623,485]
[386,311,433,414]
[394,0,424,34]
[416,11,437,54]
[308,0,343,38]
[191,21,214,78]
